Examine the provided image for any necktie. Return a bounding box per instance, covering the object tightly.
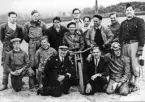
[95,59,98,74]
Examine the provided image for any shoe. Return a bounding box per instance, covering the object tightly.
[0,85,8,91]
[63,91,69,94]
[131,85,140,92]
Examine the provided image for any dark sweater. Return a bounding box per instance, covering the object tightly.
[119,17,145,47]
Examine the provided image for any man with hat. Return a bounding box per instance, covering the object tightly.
[105,42,131,96]
[85,14,114,54]
[119,3,145,92]
[0,11,24,91]
[5,38,35,92]
[37,44,72,97]
[35,36,57,88]
[23,10,47,83]
[63,22,85,51]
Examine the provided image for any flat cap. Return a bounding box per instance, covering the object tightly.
[67,22,76,28]
[10,38,21,43]
[93,14,103,20]
[59,44,69,49]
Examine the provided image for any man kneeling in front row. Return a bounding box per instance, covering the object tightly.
[37,44,72,97]
[105,42,131,96]
[5,38,35,92]
[84,46,109,95]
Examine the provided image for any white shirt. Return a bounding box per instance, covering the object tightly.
[71,19,84,30]
[8,22,16,31]
[95,25,101,30]
[59,55,64,62]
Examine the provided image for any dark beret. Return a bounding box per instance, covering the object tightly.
[31,10,39,15]
[93,14,103,20]
[67,22,76,28]
[126,3,134,9]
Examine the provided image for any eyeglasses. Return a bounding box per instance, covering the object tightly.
[73,13,80,14]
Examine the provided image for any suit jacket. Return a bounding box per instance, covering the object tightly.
[43,55,72,86]
[85,26,114,47]
[84,56,109,84]
[46,25,68,50]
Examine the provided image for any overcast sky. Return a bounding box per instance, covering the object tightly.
[0,0,144,15]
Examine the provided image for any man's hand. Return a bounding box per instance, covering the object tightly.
[117,82,122,87]
[136,50,143,57]
[16,68,25,74]
[39,84,43,88]
[57,75,65,82]
[91,74,101,81]
[136,46,143,57]
[11,71,20,76]
[102,44,106,48]
[85,83,92,93]
[112,82,122,90]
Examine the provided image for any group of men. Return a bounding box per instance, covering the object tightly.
[0,3,144,97]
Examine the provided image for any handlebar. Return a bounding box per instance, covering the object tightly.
[69,47,93,55]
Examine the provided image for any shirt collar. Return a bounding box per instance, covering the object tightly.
[94,57,100,65]
[72,19,83,23]
[8,22,16,30]
[95,25,101,30]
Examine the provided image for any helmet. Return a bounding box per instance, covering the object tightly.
[111,42,121,51]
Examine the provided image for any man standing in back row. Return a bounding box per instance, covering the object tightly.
[119,3,145,92]
[23,10,47,79]
[0,11,24,91]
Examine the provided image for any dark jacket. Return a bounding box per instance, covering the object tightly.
[43,55,72,87]
[5,49,30,72]
[119,16,145,47]
[46,25,68,50]
[0,23,24,50]
[84,56,109,84]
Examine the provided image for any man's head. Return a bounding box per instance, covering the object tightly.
[8,11,17,24]
[31,10,40,22]
[83,16,91,27]
[58,44,69,57]
[111,42,121,57]
[72,8,81,19]
[93,14,103,27]
[53,16,61,28]
[40,36,50,49]
[91,46,101,59]
[109,12,118,24]
[11,38,21,51]
[67,22,76,33]
[126,3,135,19]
